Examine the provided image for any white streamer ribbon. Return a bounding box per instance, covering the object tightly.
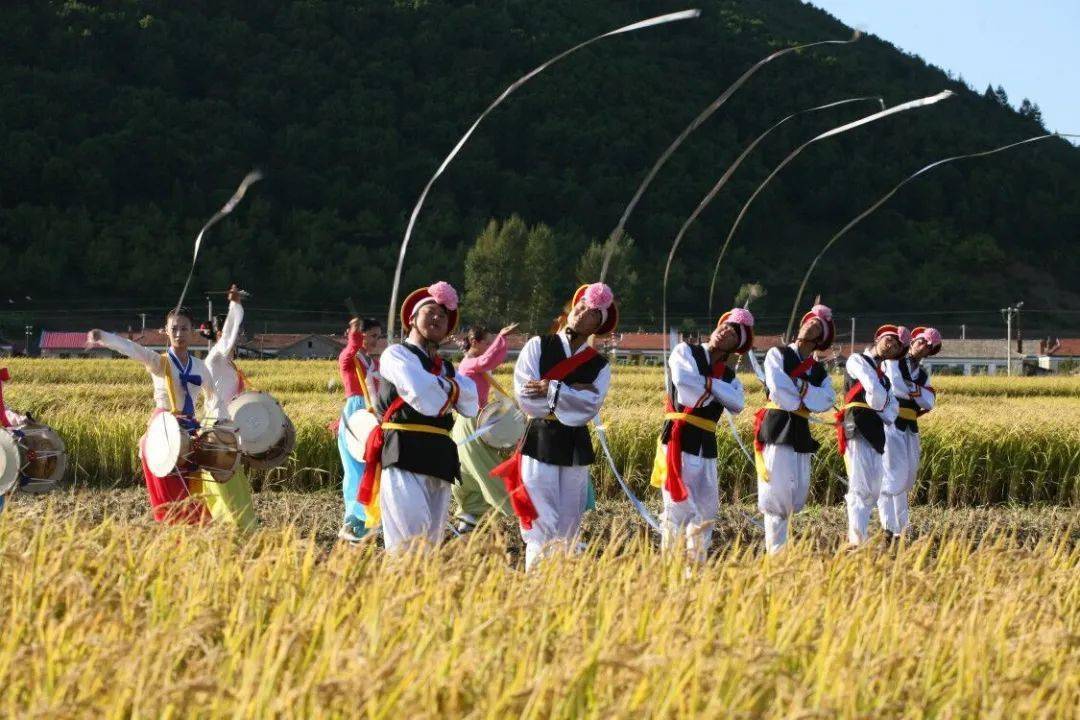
[385,9,702,338]
[175,170,263,312]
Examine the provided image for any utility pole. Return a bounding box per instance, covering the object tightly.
[139,313,147,332]
[849,317,856,356]
[1000,301,1024,376]
[961,324,966,340]
[24,325,32,357]
[207,297,214,323]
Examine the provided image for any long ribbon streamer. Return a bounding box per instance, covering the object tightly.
[598,32,862,281]
[783,132,1078,341]
[707,90,953,337]
[703,97,884,320]
[658,95,882,388]
[175,171,263,312]
[385,9,702,338]
[593,419,661,533]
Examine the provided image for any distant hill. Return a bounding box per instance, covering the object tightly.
[1,0,1077,334]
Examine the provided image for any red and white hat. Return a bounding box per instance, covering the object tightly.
[571,282,618,335]
[800,304,835,350]
[911,326,943,356]
[401,281,460,334]
[717,307,755,354]
[875,324,903,342]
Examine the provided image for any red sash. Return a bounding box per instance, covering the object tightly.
[357,353,448,504]
[664,361,727,502]
[491,346,599,529]
[0,367,9,428]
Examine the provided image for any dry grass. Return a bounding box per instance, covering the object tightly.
[1,490,1077,718]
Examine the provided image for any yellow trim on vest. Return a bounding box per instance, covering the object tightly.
[380,422,452,438]
[663,412,718,433]
[843,402,875,412]
[898,407,919,421]
[763,401,811,419]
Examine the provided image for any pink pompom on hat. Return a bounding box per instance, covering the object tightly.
[896,325,913,348]
[912,326,943,356]
[800,304,835,350]
[401,281,460,333]
[571,283,619,335]
[717,307,755,354]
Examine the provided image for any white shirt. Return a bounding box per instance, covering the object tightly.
[884,356,936,413]
[846,351,898,424]
[100,332,216,416]
[514,334,611,426]
[379,342,478,418]
[764,344,836,413]
[204,301,244,420]
[667,342,744,414]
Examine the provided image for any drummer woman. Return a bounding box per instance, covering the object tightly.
[450,323,517,533]
[337,316,382,542]
[87,307,220,524]
[199,284,258,530]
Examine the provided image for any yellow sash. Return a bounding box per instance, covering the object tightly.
[159,354,179,414]
[663,412,718,433]
[898,407,919,421]
[843,402,875,412]
[380,422,452,437]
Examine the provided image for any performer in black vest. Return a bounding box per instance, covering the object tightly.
[880,326,940,538]
[840,325,903,545]
[495,282,615,571]
[753,304,837,553]
[652,309,750,563]
[357,281,478,553]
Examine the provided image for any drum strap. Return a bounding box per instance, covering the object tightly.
[484,371,515,404]
[353,354,375,408]
[160,354,179,414]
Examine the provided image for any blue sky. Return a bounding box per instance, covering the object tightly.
[807,1,1079,134]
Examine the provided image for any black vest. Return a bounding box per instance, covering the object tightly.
[843,353,890,454]
[375,343,460,483]
[521,334,609,466]
[658,344,733,459]
[757,345,828,454]
[894,357,925,434]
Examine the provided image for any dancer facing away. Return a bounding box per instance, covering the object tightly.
[653,309,750,563]
[450,322,518,533]
[356,281,478,553]
[879,326,940,539]
[838,325,903,545]
[493,282,616,572]
[752,304,837,553]
[198,284,258,530]
[337,316,382,542]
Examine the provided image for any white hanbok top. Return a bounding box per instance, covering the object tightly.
[204,300,244,421]
[514,333,611,426]
[99,332,216,417]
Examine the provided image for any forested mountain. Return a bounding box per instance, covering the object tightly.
[1,0,1077,335]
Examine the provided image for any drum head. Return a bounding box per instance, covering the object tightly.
[343,409,378,462]
[18,423,67,494]
[245,415,296,471]
[228,391,287,455]
[0,429,25,496]
[193,426,240,483]
[477,399,526,449]
[145,412,188,478]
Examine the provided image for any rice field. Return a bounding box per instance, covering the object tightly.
[3,358,1078,505]
[1,359,1079,717]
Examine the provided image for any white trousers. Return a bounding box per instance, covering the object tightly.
[520,456,589,572]
[757,444,812,554]
[879,427,921,535]
[659,447,719,563]
[379,467,451,554]
[844,437,885,545]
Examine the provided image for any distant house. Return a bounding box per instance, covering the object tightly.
[920,339,1025,376]
[1035,338,1080,372]
[248,333,345,359]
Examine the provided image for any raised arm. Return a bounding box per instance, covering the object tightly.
[88,330,161,374]
[460,332,508,375]
[338,327,365,397]
[208,300,244,362]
